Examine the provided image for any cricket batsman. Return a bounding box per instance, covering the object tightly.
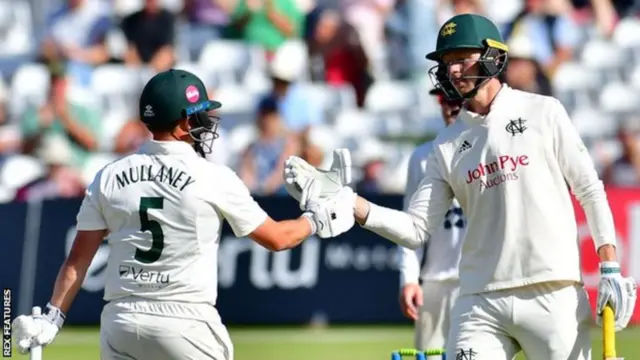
[11,69,356,360]
[398,88,464,351]
[284,13,638,359]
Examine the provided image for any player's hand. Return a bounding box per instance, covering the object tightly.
[283,148,352,203]
[596,261,637,331]
[12,304,65,353]
[301,178,355,238]
[399,283,423,321]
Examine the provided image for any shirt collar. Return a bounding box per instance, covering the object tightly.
[138,140,198,156]
[459,84,513,125]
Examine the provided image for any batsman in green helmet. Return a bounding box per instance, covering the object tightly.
[10,68,359,360]
[282,12,637,360]
[426,13,509,103]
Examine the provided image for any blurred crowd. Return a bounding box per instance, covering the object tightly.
[0,0,638,203]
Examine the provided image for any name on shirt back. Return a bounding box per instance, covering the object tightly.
[115,164,195,191]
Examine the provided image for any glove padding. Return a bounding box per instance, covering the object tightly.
[300,178,355,238]
[596,261,637,331]
[12,304,64,354]
[284,148,352,202]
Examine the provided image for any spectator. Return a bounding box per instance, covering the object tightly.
[20,71,102,173]
[505,34,553,96]
[112,117,151,155]
[181,0,233,60]
[14,135,86,202]
[355,158,385,193]
[340,0,397,79]
[262,41,324,133]
[0,77,20,155]
[305,7,371,107]
[40,0,112,87]
[121,0,176,72]
[299,129,324,167]
[228,0,304,55]
[503,0,582,77]
[571,0,618,37]
[602,120,640,187]
[238,96,298,195]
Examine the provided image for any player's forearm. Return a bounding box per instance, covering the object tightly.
[49,259,90,313]
[354,196,427,249]
[598,244,617,262]
[272,217,314,251]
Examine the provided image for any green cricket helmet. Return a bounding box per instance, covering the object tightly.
[426,13,509,102]
[139,69,222,156]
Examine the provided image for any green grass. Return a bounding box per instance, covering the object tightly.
[10,325,640,359]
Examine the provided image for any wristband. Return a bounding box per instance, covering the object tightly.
[43,303,66,329]
[302,212,317,234]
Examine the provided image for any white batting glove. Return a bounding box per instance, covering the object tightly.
[300,179,356,238]
[12,303,65,353]
[596,261,637,331]
[283,148,352,202]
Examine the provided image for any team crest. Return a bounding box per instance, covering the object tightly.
[441,22,456,37]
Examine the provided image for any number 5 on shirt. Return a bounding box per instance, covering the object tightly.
[135,196,165,264]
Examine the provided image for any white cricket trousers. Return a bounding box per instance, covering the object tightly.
[447,281,592,360]
[100,297,233,360]
[414,280,459,351]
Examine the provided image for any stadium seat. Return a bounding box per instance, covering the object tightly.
[629,64,640,91]
[580,39,624,82]
[599,82,639,114]
[198,40,250,84]
[173,62,216,89]
[0,154,45,190]
[298,83,341,114]
[306,124,344,153]
[160,0,184,13]
[91,65,139,116]
[570,107,617,139]
[364,81,418,113]
[552,61,599,109]
[213,85,258,126]
[351,136,390,167]
[334,109,380,137]
[105,29,128,60]
[9,63,50,119]
[243,69,272,95]
[612,17,640,62]
[82,154,118,186]
[226,123,257,157]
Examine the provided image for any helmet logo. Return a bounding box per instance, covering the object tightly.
[441,22,456,37]
[185,85,200,103]
[143,105,154,117]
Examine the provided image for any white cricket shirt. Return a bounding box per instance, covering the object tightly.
[365,85,616,295]
[398,141,464,285]
[76,140,268,305]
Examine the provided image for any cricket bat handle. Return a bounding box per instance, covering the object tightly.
[602,305,617,360]
[30,306,43,360]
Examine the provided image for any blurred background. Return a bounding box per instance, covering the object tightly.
[1,0,640,359]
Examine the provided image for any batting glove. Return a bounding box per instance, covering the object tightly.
[596,261,637,331]
[283,148,352,202]
[300,178,356,238]
[12,303,65,353]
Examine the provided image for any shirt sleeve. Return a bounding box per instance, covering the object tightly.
[398,148,425,285]
[550,99,616,250]
[363,149,453,249]
[76,169,108,231]
[215,167,268,237]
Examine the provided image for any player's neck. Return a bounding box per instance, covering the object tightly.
[466,80,502,116]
